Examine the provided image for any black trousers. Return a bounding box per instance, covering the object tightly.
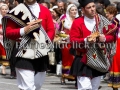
[9,46,18,76]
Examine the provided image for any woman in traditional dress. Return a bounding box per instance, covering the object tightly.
[0,3,9,75]
[108,6,120,90]
[59,4,79,84]
[106,5,117,22]
[103,5,117,81]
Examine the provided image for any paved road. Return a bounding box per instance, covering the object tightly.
[0,68,120,90]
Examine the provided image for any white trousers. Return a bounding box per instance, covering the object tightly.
[16,68,46,90]
[77,76,101,90]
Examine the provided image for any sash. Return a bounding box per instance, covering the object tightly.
[86,14,116,72]
[2,3,53,60]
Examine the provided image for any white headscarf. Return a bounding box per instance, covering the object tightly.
[63,4,79,30]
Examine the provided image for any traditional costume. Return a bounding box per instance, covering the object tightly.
[108,14,120,88]
[3,2,55,90]
[69,0,117,89]
[59,4,79,83]
[0,14,8,66]
[0,23,7,63]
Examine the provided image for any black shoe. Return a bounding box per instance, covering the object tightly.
[1,74,6,76]
[68,79,74,81]
[60,78,66,85]
[61,81,66,85]
[10,76,16,79]
[113,88,118,90]
[98,86,102,89]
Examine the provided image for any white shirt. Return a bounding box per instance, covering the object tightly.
[84,16,96,32]
[28,2,40,18]
[84,16,96,42]
[20,2,40,36]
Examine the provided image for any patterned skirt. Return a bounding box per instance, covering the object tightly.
[0,43,6,59]
[0,43,9,66]
[62,44,75,80]
[108,38,120,88]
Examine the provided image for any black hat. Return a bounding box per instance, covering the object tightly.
[79,0,94,7]
[15,0,24,3]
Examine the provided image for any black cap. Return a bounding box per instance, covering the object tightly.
[15,0,24,3]
[79,0,94,7]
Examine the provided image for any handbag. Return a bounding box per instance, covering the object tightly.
[86,45,111,72]
[86,14,115,72]
[48,50,56,65]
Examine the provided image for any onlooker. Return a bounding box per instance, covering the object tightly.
[50,0,57,6]
[14,0,24,6]
[117,2,120,14]
[94,0,111,8]
[103,0,111,8]
[41,2,50,9]
[57,1,66,15]
[96,4,106,17]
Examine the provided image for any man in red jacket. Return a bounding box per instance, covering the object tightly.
[3,0,55,90]
[69,0,117,90]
